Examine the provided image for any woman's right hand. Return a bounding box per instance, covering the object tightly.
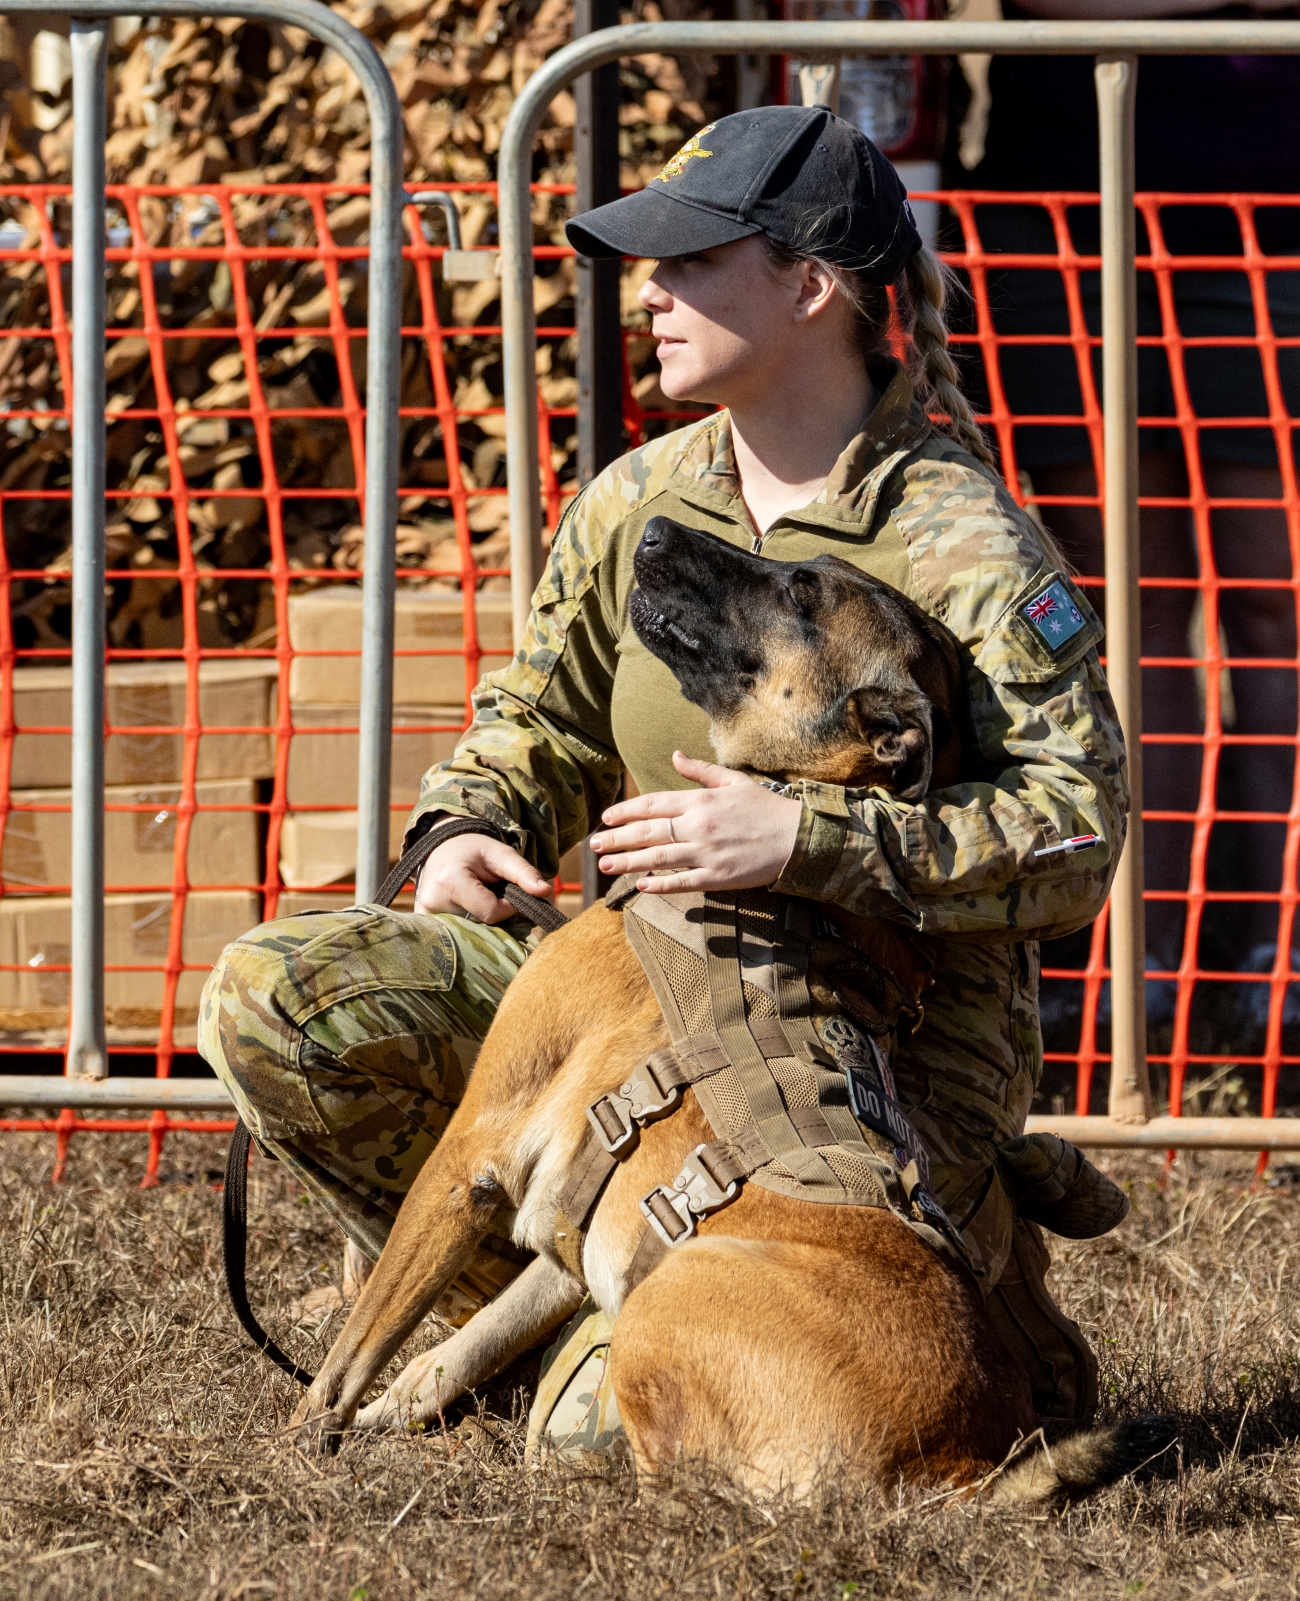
[414,831,552,924]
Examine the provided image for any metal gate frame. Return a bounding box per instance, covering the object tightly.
[5,17,1300,1152]
[496,18,1300,1152]
[2,0,402,1096]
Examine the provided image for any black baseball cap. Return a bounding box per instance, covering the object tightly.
[565,105,922,285]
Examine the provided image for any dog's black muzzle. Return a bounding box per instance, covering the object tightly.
[630,517,782,706]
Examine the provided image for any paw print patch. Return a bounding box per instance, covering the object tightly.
[1022,580,1086,651]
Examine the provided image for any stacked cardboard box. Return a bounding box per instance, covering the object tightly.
[277,704,468,887]
[286,588,513,707]
[4,779,260,892]
[0,598,564,1044]
[280,589,512,891]
[0,659,276,1043]
[10,659,278,788]
[0,891,262,1037]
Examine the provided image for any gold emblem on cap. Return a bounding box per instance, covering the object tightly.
[651,124,716,184]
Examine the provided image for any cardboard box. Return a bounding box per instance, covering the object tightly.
[284,703,466,808]
[3,779,259,892]
[287,588,513,705]
[12,659,277,789]
[278,809,407,890]
[0,890,262,1033]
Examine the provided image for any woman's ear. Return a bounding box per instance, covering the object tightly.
[847,686,934,801]
[791,258,840,324]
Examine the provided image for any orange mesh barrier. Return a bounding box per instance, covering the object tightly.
[0,179,590,1178]
[947,189,1300,1134]
[1,182,1297,1176]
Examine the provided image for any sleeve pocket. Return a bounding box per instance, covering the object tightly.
[531,486,596,609]
[974,568,1104,686]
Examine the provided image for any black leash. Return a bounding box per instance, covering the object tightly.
[222,1121,316,1385]
[221,817,569,1384]
[372,816,570,936]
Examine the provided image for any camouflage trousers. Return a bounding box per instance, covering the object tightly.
[200,907,1094,1424]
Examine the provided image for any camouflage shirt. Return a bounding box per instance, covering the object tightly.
[407,359,1127,948]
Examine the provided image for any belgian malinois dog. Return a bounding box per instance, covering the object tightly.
[290,519,1166,1500]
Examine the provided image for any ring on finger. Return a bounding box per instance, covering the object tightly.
[666,817,678,845]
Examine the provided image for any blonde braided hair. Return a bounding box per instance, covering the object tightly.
[763,237,995,470]
[897,248,994,468]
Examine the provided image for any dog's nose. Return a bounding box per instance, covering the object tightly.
[641,523,664,548]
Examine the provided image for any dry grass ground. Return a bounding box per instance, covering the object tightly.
[1,1130,1298,1600]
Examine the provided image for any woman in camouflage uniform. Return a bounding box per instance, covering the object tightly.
[200,105,1127,1429]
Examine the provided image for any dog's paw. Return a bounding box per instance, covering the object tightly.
[355,1349,447,1432]
[290,1285,346,1327]
[290,1379,352,1454]
[289,1403,346,1456]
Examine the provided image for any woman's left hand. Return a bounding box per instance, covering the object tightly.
[589,751,802,895]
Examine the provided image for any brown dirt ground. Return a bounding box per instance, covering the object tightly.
[1,1130,1298,1600]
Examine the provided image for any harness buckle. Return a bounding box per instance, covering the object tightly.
[640,1183,695,1246]
[586,1093,636,1155]
[639,1144,740,1248]
[620,1053,682,1122]
[675,1145,740,1216]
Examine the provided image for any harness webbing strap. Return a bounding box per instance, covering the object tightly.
[703,1105,840,1184]
[557,1129,623,1236]
[678,1016,798,1071]
[768,924,885,1168]
[699,894,839,1191]
[626,1221,667,1289]
[610,1104,852,1294]
[553,1040,757,1274]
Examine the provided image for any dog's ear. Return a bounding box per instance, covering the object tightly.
[847,687,934,801]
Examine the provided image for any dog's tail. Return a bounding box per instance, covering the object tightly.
[988,1416,1177,1509]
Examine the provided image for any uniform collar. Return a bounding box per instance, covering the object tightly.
[666,359,932,533]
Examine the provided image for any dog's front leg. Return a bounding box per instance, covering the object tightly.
[355,1254,585,1432]
[292,1133,507,1446]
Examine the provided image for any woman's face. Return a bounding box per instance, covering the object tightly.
[638,235,841,409]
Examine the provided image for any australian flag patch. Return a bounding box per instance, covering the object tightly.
[1022,580,1086,651]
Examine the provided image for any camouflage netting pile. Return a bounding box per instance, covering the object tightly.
[0,1,724,653]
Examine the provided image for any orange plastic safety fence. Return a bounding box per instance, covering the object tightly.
[1,182,1297,1177]
[0,180,596,1179]
[947,189,1300,1131]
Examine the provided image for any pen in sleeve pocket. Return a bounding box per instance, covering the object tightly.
[1034,834,1101,859]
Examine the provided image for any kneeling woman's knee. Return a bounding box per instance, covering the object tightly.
[197,903,491,1139]
[197,915,334,1140]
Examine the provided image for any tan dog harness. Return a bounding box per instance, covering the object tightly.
[553,879,970,1289]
